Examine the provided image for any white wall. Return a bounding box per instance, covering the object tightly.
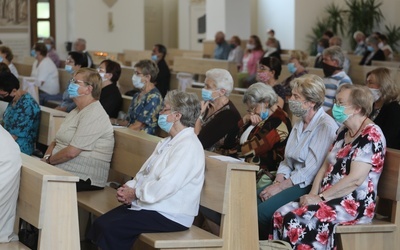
[205,0,226,40]
[225,0,251,39]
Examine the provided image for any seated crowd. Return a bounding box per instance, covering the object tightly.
[0,27,399,250]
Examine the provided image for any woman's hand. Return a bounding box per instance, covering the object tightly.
[259,183,283,202]
[116,184,136,205]
[299,194,322,207]
[242,113,262,126]
[200,100,213,114]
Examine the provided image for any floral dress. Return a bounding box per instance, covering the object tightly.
[272,124,386,250]
[126,88,162,135]
[3,93,41,155]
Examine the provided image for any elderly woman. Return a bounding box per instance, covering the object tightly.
[257,74,338,239]
[239,35,264,87]
[0,72,40,155]
[113,60,162,135]
[0,45,19,77]
[263,37,281,61]
[88,90,205,250]
[359,36,385,65]
[195,68,241,152]
[257,56,284,108]
[272,84,386,250]
[367,67,400,149]
[43,68,114,191]
[281,50,309,98]
[97,59,122,118]
[238,82,291,187]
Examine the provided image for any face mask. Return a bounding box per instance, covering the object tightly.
[257,71,271,83]
[288,99,308,117]
[369,88,381,102]
[65,64,74,74]
[201,88,215,101]
[45,44,52,51]
[246,43,255,50]
[68,82,81,98]
[132,74,145,89]
[1,93,14,103]
[158,113,174,133]
[367,46,374,52]
[30,49,36,58]
[317,45,324,54]
[0,56,3,63]
[99,72,107,82]
[322,62,341,77]
[287,63,297,74]
[260,103,269,120]
[332,104,351,123]
[266,46,274,51]
[151,55,158,61]
[230,44,236,49]
[378,42,384,49]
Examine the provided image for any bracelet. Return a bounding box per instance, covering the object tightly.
[44,154,51,164]
[273,180,280,184]
[319,193,326,201]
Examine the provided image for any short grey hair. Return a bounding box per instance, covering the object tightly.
[205,68,234,96]
[323,46,345,68]
[353,31,365,40]
[366,35,379,45]
[290,74,326,111]
[243,82,278,107]
[164,90,200,127]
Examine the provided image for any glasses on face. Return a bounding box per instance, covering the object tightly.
[70,78,93,86]
[333,99,349,108]
[97,68,106,73]
[65,58,75,64]
[134,71,144,76]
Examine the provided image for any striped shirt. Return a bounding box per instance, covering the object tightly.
[277,108,338,188]
[323,71,352,111]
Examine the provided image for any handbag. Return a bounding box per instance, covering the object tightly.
[18,220,38,250]
[259,240,292,250]
[256,169,277,189]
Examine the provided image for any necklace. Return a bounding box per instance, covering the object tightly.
[348,116,368,138]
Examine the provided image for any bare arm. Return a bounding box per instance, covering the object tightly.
[128,121,144,131]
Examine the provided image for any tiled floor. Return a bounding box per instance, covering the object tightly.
[80,240,97,250]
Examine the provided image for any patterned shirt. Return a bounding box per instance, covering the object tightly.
[127,88,163,135]
[3,93,40,155]
[323,71,352,111]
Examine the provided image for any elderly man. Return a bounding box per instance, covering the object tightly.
[267,29,281,53]
[73,38,94,68]
[214,31,231,60]
[322,46,352,112]
[44,37,60,67]
[353,31,367,56]
[329,36,350,73]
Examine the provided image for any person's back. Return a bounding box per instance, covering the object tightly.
[0,125,21,242]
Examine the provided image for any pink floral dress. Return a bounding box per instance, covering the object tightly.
[271,124,386,250]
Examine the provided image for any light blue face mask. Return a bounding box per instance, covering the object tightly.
[201,88,214,101]
[317,45,324,54]
[68,82,81,98]
[287,62,297,74]
[151,55,158,61]
[0,56,3,63]
[65,64,74,74]
[367,46,374,52]
[158,113,174,133]
[30,49,37,58]
[132,74,145,89]
[45,44,52,51]
[260,103,269,120]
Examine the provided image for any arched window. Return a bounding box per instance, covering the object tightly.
[30,0,55,45]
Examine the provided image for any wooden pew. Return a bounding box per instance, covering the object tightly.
[371,60,400,68]
[118,67,135,95]
[13,62,32,77]
[307,67,324,78]
[122,94,133,114]
[123,50,152,66]
[77,128,260,250]
[165,48,203,68]
[0,154,80,250]
[336,148,400,250]
[38,106,67,146]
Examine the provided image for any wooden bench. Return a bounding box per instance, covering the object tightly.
[336,148,400,250]
[123,50,152,66]
[0,154,80,250]
[77,128,260,250]
[122,94,133,113]
[118,67,135,95]
[38,106,67,146]
[14,62,33,77]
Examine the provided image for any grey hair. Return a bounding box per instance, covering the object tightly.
[164,90,201,127]
[205,68,234,96]
[366,35,379,45]
[76,38,87,45]
[290,74,326,111]
[323,46,345,68]
[329,36,342,47]
[243,82,278,107]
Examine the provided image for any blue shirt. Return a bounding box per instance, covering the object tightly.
[3,93,41,155]
[214,41,231,60]
[59,83,77,112]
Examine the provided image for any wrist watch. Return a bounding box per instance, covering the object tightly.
[44,154,51,164]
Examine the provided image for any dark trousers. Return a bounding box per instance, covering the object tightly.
[87,206,188,250]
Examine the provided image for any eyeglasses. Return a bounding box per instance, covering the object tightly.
[70,78,93,86]
[65,59,75,64]
[97,68,106,73]
[333,99,349,108]
[134,71,144,76]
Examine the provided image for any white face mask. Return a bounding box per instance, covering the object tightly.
[99,72,107,82]
[378,42,384,49]
[132,74,145,89]
[369,88,381,102]
[246,43,255,50]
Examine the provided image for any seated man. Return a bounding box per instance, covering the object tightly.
[73,38,94,68]
[329,36,350,73]
[214,31,231,60]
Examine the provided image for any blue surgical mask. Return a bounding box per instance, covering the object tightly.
[201,88,214,101]
[68,82,81,98]
[0,56,3,63]
[287,62,297,74]
[45,44,52,51]
[158,114,174,133]
[332,104,350,123]
[65,64,74,74]
[317,45,324,54]
[260,104,269,120]
[367,46,374,52]
[30,49,37,58]
[132,74,145,89]
[151,55,158,61]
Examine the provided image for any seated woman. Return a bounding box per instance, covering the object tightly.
[238,82,292,187]
[367,67,400,149]
[314,38,329,69]
[0,71,40,155]
[238,35,264,87]
[0,45,19,78]
[97,59,122,118]
[56,51,87,112]
[257,56,285,108]
[87,90,205,250]
[30,43,60,105]
[196,68,241,152]
[359,36,385,66]
[257,74,338,239]
[272,84,386,250]
[378,34,393,60]
[114,60,162,135]
[281,50,309,98]
[43,68,114,192]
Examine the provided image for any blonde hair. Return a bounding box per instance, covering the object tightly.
[337,84,373,116]
[75,68,102,100]
[290,50,309,67]
[367,67,400,103]
[290,74,325,110]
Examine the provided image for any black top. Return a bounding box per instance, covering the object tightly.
[359,49,385,66]
[314,55,323,68]
[371,101,400,149]
[84,51,95,68]
[155,59,171,98]
[99,83,122,118]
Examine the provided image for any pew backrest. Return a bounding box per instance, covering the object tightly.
[38,106,67,145]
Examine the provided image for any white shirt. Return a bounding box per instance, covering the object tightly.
[126,127,205,227]
[8,63,19,78]
[228,46,244,68]
[31,57,59,95]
